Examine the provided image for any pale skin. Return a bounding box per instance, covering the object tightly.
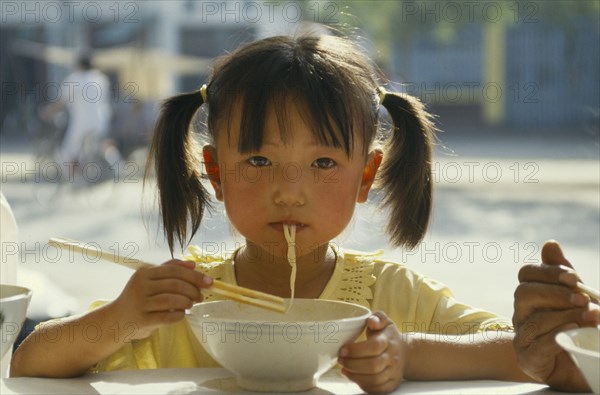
[513,241,600,392]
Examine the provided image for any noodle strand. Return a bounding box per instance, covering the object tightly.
[283,224,297,310]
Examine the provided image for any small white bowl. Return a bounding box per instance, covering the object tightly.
[0,284,32,358]
[187,299,370,392]
[556,327,600,395]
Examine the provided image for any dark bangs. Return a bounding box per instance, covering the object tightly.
[206,35,379,157]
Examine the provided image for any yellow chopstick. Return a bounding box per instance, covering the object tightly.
[208,287,286,312]
[577,282,600,301]
[49,237,145,270]
[48,237,286,313]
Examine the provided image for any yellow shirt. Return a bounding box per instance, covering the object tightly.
[91,246,511,372]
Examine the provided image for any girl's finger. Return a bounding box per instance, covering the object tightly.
[146,310,187,326]
[368,311,393,327]
[341,366,395,393]
[144,293,194,313]
[146,262,213,289]
[146,278,203,302]
[366,312,394,337]
[339,312,394,359]
[339,354,389,375]
[366,314,384,330]
[340,330,388,359]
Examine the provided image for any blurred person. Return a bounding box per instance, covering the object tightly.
[42,54,120,173]
[513,241,599,392]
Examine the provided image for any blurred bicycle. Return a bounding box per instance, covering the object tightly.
[27,98,120,209]
[24,52,123,208]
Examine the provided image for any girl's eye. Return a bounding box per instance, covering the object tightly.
[312,158,336,169]
[247,156,271,167]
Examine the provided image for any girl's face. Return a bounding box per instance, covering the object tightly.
[204,100,381,258]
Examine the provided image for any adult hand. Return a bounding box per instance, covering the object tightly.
[338,312,406,394]
[109,259,212,340]
[513,240,599,391]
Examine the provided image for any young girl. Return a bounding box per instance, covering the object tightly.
[11,34,534,393]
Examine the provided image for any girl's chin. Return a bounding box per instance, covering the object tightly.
[241,242,289,257]
[242,240,328,259]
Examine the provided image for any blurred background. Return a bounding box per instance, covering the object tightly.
[1,0,598,347]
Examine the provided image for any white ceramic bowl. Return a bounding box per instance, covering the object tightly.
[556,327,600,395]
[0,284,32,358]
[187,299,370,392]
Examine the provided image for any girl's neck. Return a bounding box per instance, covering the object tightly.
[233,242,336,299]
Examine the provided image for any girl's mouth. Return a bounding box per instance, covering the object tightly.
[269,222,306,233]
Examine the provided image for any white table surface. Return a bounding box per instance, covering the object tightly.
[1,368,561,394]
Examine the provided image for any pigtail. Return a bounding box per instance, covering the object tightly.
[145,89,210,254]
[378,91,435,249]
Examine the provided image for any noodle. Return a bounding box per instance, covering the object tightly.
[283,224,297,311]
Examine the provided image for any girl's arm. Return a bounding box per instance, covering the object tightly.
[338,312,532,394]
[11,302,136,377]
[10,260,212,378]
[402,329,531,382]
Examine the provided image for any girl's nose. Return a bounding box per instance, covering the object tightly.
[273,166,306,207]
[274,190,306,206]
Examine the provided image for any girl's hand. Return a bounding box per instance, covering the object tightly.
[109,259,212,340]
[337,312,406,394]
[513,241,599,392]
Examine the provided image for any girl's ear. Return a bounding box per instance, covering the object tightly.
[202,145,223,201]
[357,149,383,203]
